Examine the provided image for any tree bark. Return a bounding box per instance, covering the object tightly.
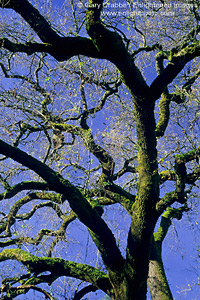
[148,241,173,300]
[106,99,160,300]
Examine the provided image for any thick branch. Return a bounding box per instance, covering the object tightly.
[0,0,100,61]
[155,90,185,138]
[85,0,149,98]
[0,37,100,62]
[156,191,182,214]
[0,249,111,295]
[150,42,200,99]
[148,238,173,300]
[148,206,188,300]
[0,139,124,273]
[85,188,135,214]
[176,148,200,163]
[155,50,200,138]
[160,168,200,184]
[0,0,59,43]
[74,285,98,300]
[154,206,188,246]
[0,37,53,55]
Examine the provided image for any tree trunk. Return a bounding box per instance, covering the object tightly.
[109,99,160,300]
[110,269,148,300]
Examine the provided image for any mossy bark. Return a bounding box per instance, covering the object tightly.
[148,241,173,300]
[0,249,112,296]
[106,98,160,300]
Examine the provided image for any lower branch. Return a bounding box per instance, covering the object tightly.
[0,139,125,273]
[1,284,55,300]
[0,249,111,295]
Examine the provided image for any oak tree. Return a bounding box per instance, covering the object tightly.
[0,0,199,299]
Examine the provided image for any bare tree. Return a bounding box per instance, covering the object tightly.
[0,0,199,299]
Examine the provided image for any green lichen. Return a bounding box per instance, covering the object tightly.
[155,93,170,138]
[175,148,200,163]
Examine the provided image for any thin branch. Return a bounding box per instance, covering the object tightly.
[0,181,48,201]
[132,43,162,57]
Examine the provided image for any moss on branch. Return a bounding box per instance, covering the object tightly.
[154,206,189,245]
[155,92,170,138]
[175,148,200,163]
[0,248,111,294]
[0,37,52,55]
[0,139,124,274]
[155,89,185,138]
[0,181,48,201]
[150,41,200,99]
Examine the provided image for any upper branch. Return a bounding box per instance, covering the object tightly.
[74,285,98,300]
[0,37,53,55]
[0,0,100,61]
[154,206,189,247]
[0,36,101,61]
[112,158,136,180]
[0,0,59,43]
[1,0,199,102]
[85,0,149,98]
[182,67,200,92]
[81,80,121,122]
[150,42,200,99]
[156,148,200,213]
[155,52,186,138]
[0,61,51,101]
